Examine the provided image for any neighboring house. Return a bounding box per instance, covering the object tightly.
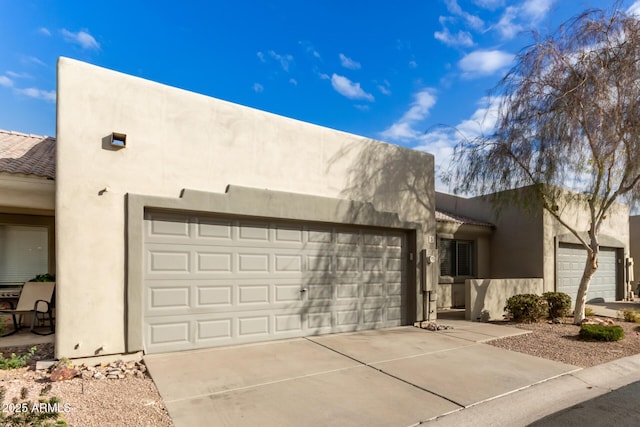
[0,131,56,287]
[435,209,494,309]
[436,189,631,319]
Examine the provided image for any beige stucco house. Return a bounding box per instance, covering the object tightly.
[1,57,441,359]
[436,189,631,320]
[0,57,633,360]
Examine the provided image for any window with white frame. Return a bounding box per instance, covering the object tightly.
[0,225,49,285]
[439,239,474,277]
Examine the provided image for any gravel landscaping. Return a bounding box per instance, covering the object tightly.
[0,316,639,425]
[488,317,640,367]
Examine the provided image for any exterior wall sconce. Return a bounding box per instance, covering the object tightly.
[110,132,127,148]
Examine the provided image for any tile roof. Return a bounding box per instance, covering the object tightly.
[435,209,494,227]
[0,130,55,179]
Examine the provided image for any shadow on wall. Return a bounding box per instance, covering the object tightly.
[330,139,435,220]
[467,278,544,321]
[292,140,435,331]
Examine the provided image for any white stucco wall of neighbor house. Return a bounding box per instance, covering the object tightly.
[55,57,436,359]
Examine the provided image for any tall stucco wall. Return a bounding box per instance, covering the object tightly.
[55,58,436,358]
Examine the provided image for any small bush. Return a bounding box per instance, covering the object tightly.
[543,292,572,319]
[504,294,548,323]
[0,346,36,370]
[584,307,596,317]
[618,308,640,323]
[579,324,624,341]
[28,273,55,282]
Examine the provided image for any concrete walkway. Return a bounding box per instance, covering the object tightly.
[587,301,640,319]
[145,324,577,427]
[425,353,640,426]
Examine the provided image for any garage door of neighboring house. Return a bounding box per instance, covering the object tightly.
[143,211,409,354]
[557,243,618,305]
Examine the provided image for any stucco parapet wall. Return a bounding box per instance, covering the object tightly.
[466,278,544,322]
[126,185,423,353]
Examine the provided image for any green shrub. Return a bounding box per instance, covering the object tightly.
[542,292,572,319]
[0,346,36,370]
[584,307,596,317]
[579,324,624,341]
[504,294,548,323]
[618,308,640,323]
[28,273,55,282]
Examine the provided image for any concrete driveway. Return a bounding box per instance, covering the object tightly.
[144,323,578,427]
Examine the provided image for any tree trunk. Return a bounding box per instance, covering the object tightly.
[573,249,598,324]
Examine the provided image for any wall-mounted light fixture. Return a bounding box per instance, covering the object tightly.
[110,132,127,149]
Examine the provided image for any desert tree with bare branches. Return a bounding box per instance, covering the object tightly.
[450,5,640,324]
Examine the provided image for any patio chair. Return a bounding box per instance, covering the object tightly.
[0,282,55,336]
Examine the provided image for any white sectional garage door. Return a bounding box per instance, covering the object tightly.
[557,244,618,305]
[143,211,408,354]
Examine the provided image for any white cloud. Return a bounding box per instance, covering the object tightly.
[521,0,553,22]
[377,80,391,96]
[354,104,370,111]
[16,87,56,102]
[414,96,501,191]
[24,56,46,67]
[0,76,13,87]
[289,78,298,86]
[628,1,640,16]
[445,0,484,31]
[380,88,437,141]
[434,26,474,47]
[409,60,418,68]
[38,27,51,36]
[458,49,514,77]
[6,71,31,79]
[339,53,361,70]
[252,83,264,93]
[299,41,321,59]
[268,50,293,72]
[330,74,374,101]
[472,0,505,10]
[256,51,266,62]
[61,29,100,50]
[495,6,522,39]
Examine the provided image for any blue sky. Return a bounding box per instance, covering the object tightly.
[2,0,638,190]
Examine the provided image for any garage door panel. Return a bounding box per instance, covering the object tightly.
[148,286,190,310]
[147,249,191,273]
[197,252,233,272]
[238,223,270,241]
[274,314,304,333]
[238,253,270,272]
[274,226,303,243]
[197,219,233,240]
[143,213,410,353]
[146,213,191,238]
[307,229,332,245]
[274,254,303,272]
